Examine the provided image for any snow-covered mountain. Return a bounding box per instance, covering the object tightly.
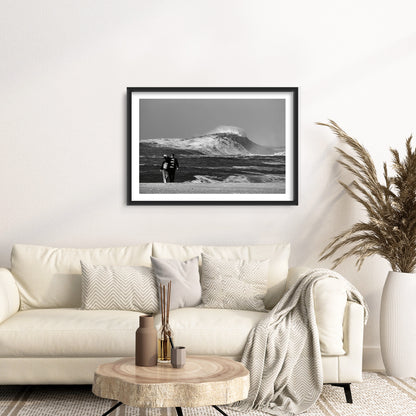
[141,125,282,156]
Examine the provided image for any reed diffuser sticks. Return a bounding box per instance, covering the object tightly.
[158,281,174,362]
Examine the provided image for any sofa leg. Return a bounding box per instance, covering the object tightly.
[330,383,353,404]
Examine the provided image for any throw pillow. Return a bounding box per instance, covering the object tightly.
[151,256,201,310]
[80,262,159,313]
[152,242,291,310]
[200,254,269,311]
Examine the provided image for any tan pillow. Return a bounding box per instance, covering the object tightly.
[11,244,152,310]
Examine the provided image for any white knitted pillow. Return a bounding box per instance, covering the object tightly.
[80,262,159,313]
[201,254,269,312]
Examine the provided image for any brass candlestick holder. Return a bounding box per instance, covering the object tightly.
[158,281,174,363]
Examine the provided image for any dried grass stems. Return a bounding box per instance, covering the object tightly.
[318,120,416,273]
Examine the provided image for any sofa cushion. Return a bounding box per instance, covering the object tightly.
[80,262,159,313]
[152,243,203,262]
[154,307,267,357]
[11,244,152,310]
[0,308,267,359]
[152,242,290,309]
[0,309,143,357]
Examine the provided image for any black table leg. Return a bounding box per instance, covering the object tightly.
[212,405,229,415]
[101,401,123,416]
[102,403,227,416]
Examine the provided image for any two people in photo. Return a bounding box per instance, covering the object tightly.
[160,153,179,183]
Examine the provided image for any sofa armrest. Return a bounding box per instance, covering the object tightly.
[285,267,348,356]
[322,301,364,383]
[0,268,20,324]
[340,301,364,381]
[344,301,364,353]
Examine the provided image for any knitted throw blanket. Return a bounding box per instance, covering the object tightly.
[229,268,368,415]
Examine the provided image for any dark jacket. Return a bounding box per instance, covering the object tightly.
[168,157,179,170]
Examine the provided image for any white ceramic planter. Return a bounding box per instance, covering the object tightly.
[380,271,416,377]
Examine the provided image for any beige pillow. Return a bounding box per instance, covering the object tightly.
[152,242,290,309]
[11,244,152,310]
[201,254,269,312]
[80,262,159,313]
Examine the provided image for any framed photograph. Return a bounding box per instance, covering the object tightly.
[127,87,298,205]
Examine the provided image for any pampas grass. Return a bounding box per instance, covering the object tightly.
[318,120,416,273]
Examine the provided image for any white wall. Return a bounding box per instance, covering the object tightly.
[1,0,416,370]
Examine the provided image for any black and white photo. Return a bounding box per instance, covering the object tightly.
[127,88,298,205]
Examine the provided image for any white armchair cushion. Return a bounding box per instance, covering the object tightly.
[152,242,291,309]
[0,268,20,324]
[285,267,347,356]
[11,244,152,310]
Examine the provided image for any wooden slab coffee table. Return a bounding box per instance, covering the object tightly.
[93,355,249,416]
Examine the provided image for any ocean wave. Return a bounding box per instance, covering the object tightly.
[141,136,250,156]
[186,174,284,184]
[231,165,283,170]
[242,151,285,157]
[141,133,279,156]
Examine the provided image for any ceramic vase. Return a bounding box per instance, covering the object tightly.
[171,346,186,368]
[135,315,157,367]
[380,271,416,377]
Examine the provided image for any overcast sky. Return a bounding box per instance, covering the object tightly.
[139,99,285,147]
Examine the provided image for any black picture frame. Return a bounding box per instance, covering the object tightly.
[127,87,298,205]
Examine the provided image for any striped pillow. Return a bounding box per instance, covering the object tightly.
[80,262,159,313]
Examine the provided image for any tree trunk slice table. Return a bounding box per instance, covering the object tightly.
[93,355,249,416]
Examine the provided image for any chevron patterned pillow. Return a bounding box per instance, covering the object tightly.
[201,254,269,311]
[80,262,159,313]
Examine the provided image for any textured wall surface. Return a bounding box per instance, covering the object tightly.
[2,0,416,369]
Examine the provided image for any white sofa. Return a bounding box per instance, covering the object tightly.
[0,243,364,395]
